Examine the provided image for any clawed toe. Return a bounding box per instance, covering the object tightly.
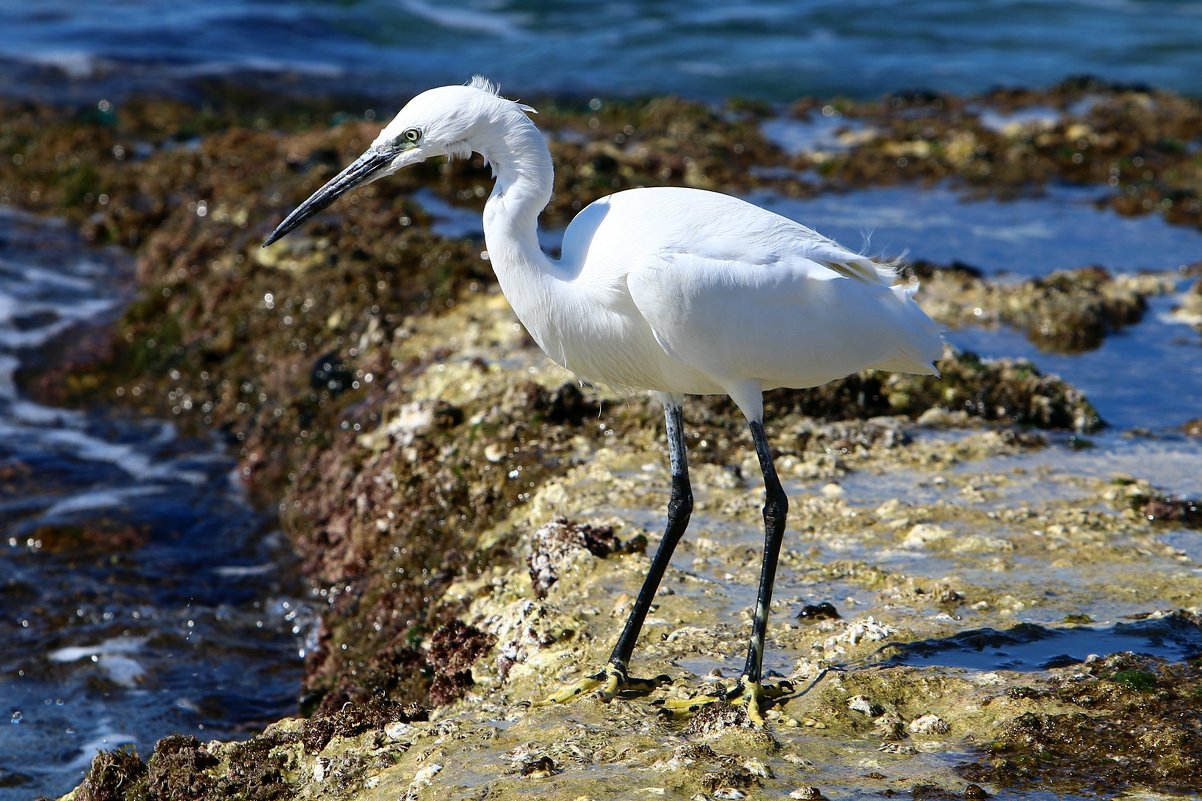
[656,676,794,725]
[537,663,671,706]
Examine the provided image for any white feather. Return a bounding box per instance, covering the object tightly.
[348,78,942,423]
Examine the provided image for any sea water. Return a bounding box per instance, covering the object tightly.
[0,210,310,799]
[1,0,1201,103]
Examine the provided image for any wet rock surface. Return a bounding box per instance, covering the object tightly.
[4,80,1200,800]
[913,262,1159,353]
[959,652,1202,795]
[777,78,1202,229]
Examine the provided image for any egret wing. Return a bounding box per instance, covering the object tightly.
[626,250,939,391]
[565,186,895,289]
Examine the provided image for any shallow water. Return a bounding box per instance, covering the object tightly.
[951,295,1202,430]
[884,614,1202,671]
[0,211,310,800]
[556,422,1202,712]
[753,184,1202,276]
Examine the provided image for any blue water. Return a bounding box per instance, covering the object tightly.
[755,185,1202,277]
[0,210,310,800]
[1,1,1201,102]
[885,613,1202,671]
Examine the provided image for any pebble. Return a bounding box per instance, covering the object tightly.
[847,694,884,716]
[385,721,415,741]
[742,757,773,778]
[908,713,950,734]
[409,763,442,792]
[790,788,828,800]
[902,523,951,548]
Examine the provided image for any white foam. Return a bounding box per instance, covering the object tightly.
[398,0,530,39]
[7,398,86,426]
[0,292,16,324]
[94,655,148,688]
[39,427,170,481]
[41,485,164,518]
[49,635,149,683]
[50,637,150,686]
[19,50,100,79]
[0,206,55,225]
[174,56,344,79]
[50,635,149,664]
[761,115,869,155]
[2,259,98,292]
[977,105,1060,133]
[213,563,275,577]
[67,297,119,321]
[148,420,177,445]
[0,318,72,348]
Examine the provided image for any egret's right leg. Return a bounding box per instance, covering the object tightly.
[538,400,691,705]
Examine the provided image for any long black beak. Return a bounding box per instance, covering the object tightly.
[262,147,395,247]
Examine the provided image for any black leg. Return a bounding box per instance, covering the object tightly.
[741,419,788,684]
[539,402,691,704]
[658,416,792,722]
[608,402,693,668]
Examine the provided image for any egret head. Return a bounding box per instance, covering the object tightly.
[263,76,533,247]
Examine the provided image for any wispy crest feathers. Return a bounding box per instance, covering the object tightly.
[467,74,499,95]
[467,74,537,115]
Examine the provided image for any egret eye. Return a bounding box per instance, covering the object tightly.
[403,128,421,144]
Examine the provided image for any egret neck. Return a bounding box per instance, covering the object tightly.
[477,107,567,363]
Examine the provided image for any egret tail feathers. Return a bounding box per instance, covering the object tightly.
[813,250,899,286]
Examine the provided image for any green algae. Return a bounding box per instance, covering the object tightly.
[915,263,1165,354]
[1111,668,1159,691]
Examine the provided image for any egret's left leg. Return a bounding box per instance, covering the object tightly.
[661,419,790,724]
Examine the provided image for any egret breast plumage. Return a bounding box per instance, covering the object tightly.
[264,76,942,722]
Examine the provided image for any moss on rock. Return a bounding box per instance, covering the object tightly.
[915,262,1160,352]
[960,652,1202,795]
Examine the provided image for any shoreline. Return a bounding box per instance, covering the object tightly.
[3,76,1201,799]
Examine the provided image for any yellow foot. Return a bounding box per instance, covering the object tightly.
[536,663,671,706]
[658,676,795,725]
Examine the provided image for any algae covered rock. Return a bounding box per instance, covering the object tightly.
[760,347,1103,432]
[783,79,1202,231]
[17,79,1202,801]
[960,651,1202,795]
[915,262,1157,352]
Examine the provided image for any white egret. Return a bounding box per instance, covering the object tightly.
[264,77,943,723]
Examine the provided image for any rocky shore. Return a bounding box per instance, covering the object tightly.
[5,77,1201,799]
